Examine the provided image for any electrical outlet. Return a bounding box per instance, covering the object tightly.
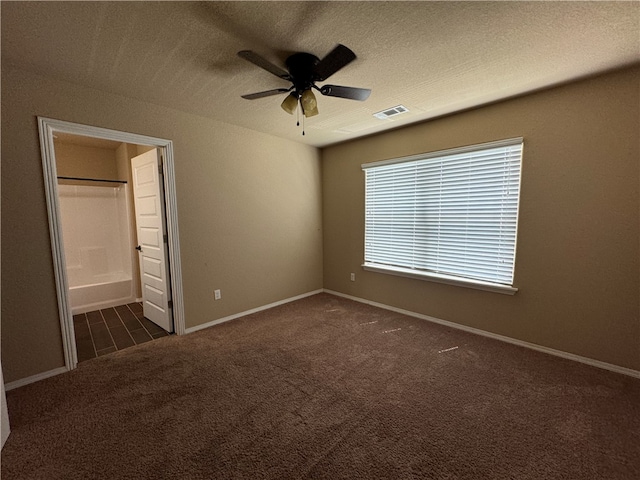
[350,273,356,281]
[214,289,221,300]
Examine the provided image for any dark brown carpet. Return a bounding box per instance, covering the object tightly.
[2,293,639,479]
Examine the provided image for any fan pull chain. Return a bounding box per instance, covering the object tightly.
[302,113,305,136]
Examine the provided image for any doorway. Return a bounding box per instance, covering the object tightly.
[38,117,185,371]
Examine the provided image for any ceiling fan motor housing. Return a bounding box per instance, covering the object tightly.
[285,52,320,94]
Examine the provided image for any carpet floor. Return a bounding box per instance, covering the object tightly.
[2,293,639,479]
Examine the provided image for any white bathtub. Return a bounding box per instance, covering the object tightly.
[68,272,136,315]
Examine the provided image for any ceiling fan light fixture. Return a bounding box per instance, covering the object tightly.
[281,92,298,115]
[300,89,319,117]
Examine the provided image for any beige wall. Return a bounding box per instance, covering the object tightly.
[322,66,640,371]
[1,67,323,383]
[54,141,119,180]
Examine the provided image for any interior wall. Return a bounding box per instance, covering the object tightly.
[1,67,323,384]
[322,66,640,371]
[53,142,119,180]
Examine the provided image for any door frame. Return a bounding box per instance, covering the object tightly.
[38,117,186,371]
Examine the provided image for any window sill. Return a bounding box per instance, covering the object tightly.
[361,263,518,295]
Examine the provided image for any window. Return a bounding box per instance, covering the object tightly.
[362,138,523,295]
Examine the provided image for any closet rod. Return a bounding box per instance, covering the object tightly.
[57,176,127,184]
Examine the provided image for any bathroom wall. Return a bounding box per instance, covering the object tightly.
[54,141,121,180]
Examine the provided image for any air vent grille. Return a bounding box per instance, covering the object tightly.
[374,105,408,120]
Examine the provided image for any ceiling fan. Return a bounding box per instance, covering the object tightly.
[238,44,371,121]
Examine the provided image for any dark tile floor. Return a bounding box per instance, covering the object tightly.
[73,302,170,363]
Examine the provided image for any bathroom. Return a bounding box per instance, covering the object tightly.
[54,133,169,360]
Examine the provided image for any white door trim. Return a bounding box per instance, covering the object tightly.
[38,117,186,373]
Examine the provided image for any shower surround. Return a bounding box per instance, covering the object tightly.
[58,183,135,314]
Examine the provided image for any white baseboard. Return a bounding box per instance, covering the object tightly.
[324,289,640,379]
[184,289,324,334]
[5,366,68,391]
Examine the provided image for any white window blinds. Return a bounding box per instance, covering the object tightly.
[363,138,523,286]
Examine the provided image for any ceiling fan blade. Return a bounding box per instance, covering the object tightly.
[241,88,291,100]
[319,84,371,101]
[313,44,357,82]
[237,50,291,80]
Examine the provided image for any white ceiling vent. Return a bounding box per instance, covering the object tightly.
[373,105,409,120]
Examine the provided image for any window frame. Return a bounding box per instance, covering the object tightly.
[361,137,523,295]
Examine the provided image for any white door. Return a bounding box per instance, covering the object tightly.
[131,149,173,332]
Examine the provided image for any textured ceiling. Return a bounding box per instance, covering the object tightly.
[2,1,639,147]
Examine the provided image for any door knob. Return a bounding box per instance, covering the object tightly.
[135,245,142,251]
